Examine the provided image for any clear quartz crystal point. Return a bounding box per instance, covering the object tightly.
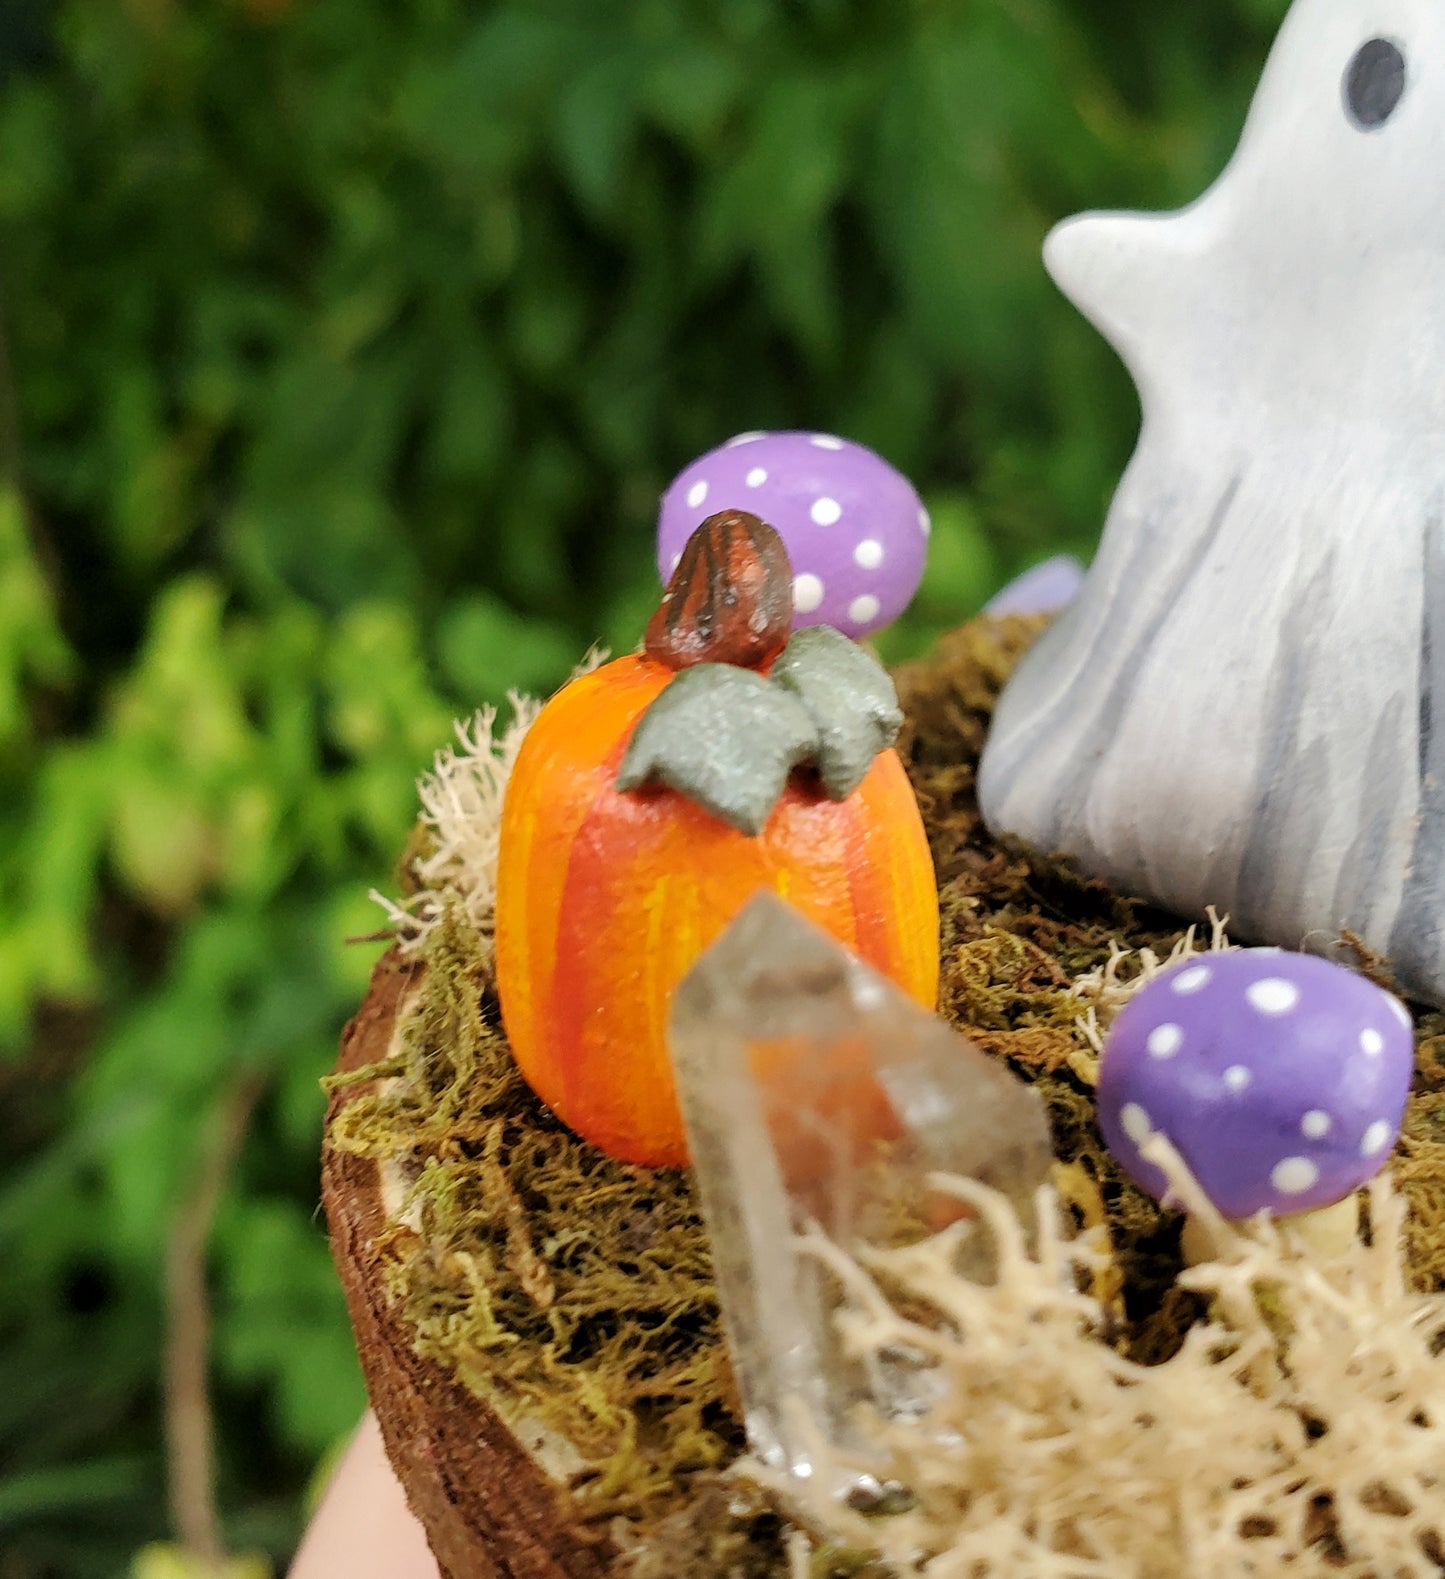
[669,891,1053,1503]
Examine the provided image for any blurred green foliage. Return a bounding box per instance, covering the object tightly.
[0,0,1288,1572]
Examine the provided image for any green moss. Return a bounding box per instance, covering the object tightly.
[1394,1022,1445,1290]
[329,614,1445,1569]
[328,914,737,1524]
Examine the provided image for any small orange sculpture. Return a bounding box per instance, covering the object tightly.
[494,512,940,1166]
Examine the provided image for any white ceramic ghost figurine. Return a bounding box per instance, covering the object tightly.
[979,1,1445,1005]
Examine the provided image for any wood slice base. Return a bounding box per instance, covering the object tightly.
[322,615,1445,1577]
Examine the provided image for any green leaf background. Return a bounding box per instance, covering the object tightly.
[0,0,1288,1571]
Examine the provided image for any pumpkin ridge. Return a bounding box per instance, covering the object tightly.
[496,657,671,1102]
[835,778,893,975]
[864,750,942,1008]
[548,779,705,1164]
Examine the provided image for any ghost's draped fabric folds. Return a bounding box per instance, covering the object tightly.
[979,0,1445,1006]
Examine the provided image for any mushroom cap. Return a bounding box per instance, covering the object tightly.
[1097,949,1414,1219]
[983,554,1086,617]
[657,432,929,640]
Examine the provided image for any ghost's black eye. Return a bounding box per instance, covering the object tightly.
[1344,38,1407,130]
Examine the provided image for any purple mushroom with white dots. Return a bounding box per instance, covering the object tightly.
[1097,948,1414,1254]
[658,432,929,641]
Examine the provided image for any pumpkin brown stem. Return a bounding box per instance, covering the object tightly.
[645,510,794,671]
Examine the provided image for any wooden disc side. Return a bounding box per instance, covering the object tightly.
[321,951,619,1579]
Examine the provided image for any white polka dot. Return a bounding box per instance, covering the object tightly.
[1147,1023,1184,1059]
[854,538,884,570]
[726,431,765,447]
[848,593,881,627]
[1388,996,1412,1030]
[1172,965,1212,995]
[810,434,844,450]
[670,553,682,572]
[1301,1110,1332,1140]
[1246,978,1300,1016]
[687,480,709,509]
[1223,1066,1253,1093]
[1120,1103,1153,1145]
[1361,1120,1394,1158]
[793,573,824,614]
[1361,1028,1385,1057]
[811,497,842,526]
[1271,1157,1320,1196]
[745,467,768,488]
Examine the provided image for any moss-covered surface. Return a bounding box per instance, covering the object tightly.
[327,614,1445,1569]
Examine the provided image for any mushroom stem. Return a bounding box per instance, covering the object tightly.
[1180,1193,1361,1266]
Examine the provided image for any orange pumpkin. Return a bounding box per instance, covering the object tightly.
[494,514,940,1167]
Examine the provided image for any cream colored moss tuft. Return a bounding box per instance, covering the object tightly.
[371,696,541,959]
[754,1144,1445,1577]
[373,649,608,960]
[1068,907,1234,1083]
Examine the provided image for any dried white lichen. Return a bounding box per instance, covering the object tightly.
[1068,908,1234,1081]
[373,648,609,958]
[752,1143,1445,1578]
[370,695,541,959]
